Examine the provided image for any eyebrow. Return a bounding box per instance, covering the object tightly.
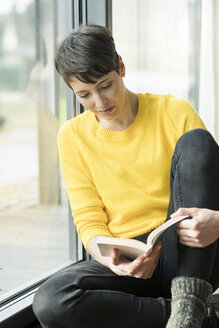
[75,78,110,94]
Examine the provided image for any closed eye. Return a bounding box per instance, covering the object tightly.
[101,82,112,89]
[78,81,112,98]
[80,93,90,99]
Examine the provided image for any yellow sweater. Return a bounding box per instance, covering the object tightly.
[58,93,206,248]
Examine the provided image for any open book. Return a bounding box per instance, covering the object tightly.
[97,215,188,260]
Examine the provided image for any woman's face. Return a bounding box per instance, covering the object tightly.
[69,60,127,123]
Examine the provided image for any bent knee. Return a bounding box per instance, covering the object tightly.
[33,279,84,326]
[32,283,57,325]
[175,129,218,157]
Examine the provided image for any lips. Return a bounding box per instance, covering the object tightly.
[99,106,114,114]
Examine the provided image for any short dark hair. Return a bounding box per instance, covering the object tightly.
[55,24,120,86]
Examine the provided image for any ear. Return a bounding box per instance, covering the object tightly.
[118,56,125,77]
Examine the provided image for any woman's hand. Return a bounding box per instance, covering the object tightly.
[108,240,162,279]
[172,207,219,248]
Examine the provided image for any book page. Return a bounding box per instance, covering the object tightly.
[97,237,147,260]
[146,215,188,250]
[97,215,188,259]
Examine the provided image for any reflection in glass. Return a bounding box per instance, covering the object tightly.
[0,0,71,297]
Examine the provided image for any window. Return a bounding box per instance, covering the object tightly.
[0,0,78,302]
[112,0,201,109]
[0,1,111,326]
[112,0,219,142]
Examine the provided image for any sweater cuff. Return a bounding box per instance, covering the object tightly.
[82,227,113,250]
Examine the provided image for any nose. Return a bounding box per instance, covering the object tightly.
[94,93,107,109]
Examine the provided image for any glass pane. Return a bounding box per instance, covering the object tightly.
[112,0,200,108]
[0,0,74,297]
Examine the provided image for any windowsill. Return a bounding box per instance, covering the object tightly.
[0,260,77,328]
[0,288,38,328]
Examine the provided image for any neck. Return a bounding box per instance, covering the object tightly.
[98,90,139,131]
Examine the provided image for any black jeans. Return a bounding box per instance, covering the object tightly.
[33,129,219,328]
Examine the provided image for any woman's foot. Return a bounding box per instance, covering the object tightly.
[166,276,212,328]
[202,294,219,327]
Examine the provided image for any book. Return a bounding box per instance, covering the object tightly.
[97,215,188,260]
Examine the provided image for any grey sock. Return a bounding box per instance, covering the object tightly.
[207,294,219,319]
[166,277,212,328]
[202,294,219,328]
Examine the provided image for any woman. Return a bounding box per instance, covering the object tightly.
[33,24,219,328]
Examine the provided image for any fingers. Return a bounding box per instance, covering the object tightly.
[177,226,200,239]
[171,207,198,219]
[110,241,162,279]
[178,235,204,248]
[111,248,120,265]
[177,218,198,229]
[128,241,162,279]
[127,253,146,274]
[179,239,201,248]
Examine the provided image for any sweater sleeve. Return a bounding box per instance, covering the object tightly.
[57,122,112,248]
[164,95,206,139]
